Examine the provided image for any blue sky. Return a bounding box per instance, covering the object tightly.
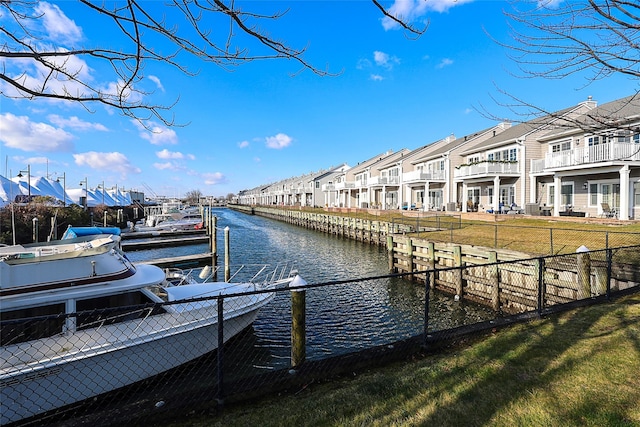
[0,1,636,198]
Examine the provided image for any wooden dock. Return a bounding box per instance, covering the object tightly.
[120,229,206,240]
[135,253,213,268]
[121,235,209,251]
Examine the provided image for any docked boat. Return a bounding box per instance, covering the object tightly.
[0,232,300,424]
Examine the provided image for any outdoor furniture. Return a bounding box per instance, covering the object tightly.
[600,203,617,218]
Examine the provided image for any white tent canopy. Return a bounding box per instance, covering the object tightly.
[0,175,134,207]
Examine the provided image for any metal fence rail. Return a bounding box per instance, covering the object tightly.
[2,245,639,426]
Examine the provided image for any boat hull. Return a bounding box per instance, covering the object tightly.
[0,305,264,425]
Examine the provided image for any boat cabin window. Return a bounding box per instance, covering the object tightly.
[1,291,165,345]
[75,291,165,331]
[1,303,65,346]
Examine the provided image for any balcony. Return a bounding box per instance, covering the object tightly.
[334,182,355,191]
[454,161,520,178]
[403,169,446,182]
[369,176,400,186]
[534,142,640,172]
[322,183,336,191]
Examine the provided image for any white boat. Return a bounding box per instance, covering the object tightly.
[0,233,300,424]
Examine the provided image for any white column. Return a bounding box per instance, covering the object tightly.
[529,175,537,204]
[382,186,387,209]
[553,175,561,217]
[424,182,429,210]
[620,165,630,220]
[462,182,468,212]
[493,176,500,212]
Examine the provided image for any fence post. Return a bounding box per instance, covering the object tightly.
[537,257,545,317]
[423,270,430,349]
[32,217,38,243]
[494,224,498,249]
[549,228,554,255]
[489,251,499,311]
[217,297,225,406]
[606,248,612,301]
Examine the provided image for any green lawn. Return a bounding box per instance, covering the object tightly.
[165,293,640,427]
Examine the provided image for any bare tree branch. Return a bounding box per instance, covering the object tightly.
[0,0,425,127]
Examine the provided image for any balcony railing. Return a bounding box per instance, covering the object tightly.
[369,176,401,186]
[334,182,355,190]
[454,161,520,178]
[535,143,640,172]
[403,169,446,182]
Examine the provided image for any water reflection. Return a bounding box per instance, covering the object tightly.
[128,208,494,368]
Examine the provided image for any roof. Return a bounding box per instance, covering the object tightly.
[460,104,589,155]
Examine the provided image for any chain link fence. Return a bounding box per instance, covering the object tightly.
[2,245,639,426]
[391,217,640,256]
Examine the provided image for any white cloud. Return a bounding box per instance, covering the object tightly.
[48,114,108,131]
[73,151,141,177]
[254,157,261,162]
[373,51,399,69]
[133,120,178,145]
[381,0,473,30]
[437,58,454,69]
[153,162,178,171]
[202,172,227,185]
[148,75,165,92]
[265,133,293,149]
[0,113,74,152]
[370,74,384,81]
[238,140,249,148]
[36,2,83,44]
[156,149,194,160]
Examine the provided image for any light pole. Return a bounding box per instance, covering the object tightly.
[79,177,88,210]
[17,165,31,203]
[56,172,66,207]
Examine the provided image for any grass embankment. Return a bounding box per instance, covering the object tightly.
[167,293,640,427]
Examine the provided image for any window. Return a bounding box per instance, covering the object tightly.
[509,148,518,161]
[561,183,573,207]
[551,140,571,152]
[589,183,598,206]
[488,187,494,205]
[634,182,640,206]
[487,153,494,161]
[468,156,480,163]
[588,135,601,146]
[315,181,320,189]
[634,133,640,144]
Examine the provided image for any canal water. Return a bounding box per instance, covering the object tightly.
[126,208,494,368]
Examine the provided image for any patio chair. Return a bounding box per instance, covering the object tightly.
[600,203,616,218]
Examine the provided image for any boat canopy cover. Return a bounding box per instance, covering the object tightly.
[62,226,121,239]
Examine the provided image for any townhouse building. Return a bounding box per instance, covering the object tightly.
[238,94,639,220]
[454,98,597,214]
[531,95,640,220]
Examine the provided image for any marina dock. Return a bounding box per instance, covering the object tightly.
[121,235,209,251]
[135,253,213,268]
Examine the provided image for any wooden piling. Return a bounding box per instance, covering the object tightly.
[489,251,499,311]
[577,249,591,298]
[291,289,306,368]
[453,245,463,297]
[224,226,230,282]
